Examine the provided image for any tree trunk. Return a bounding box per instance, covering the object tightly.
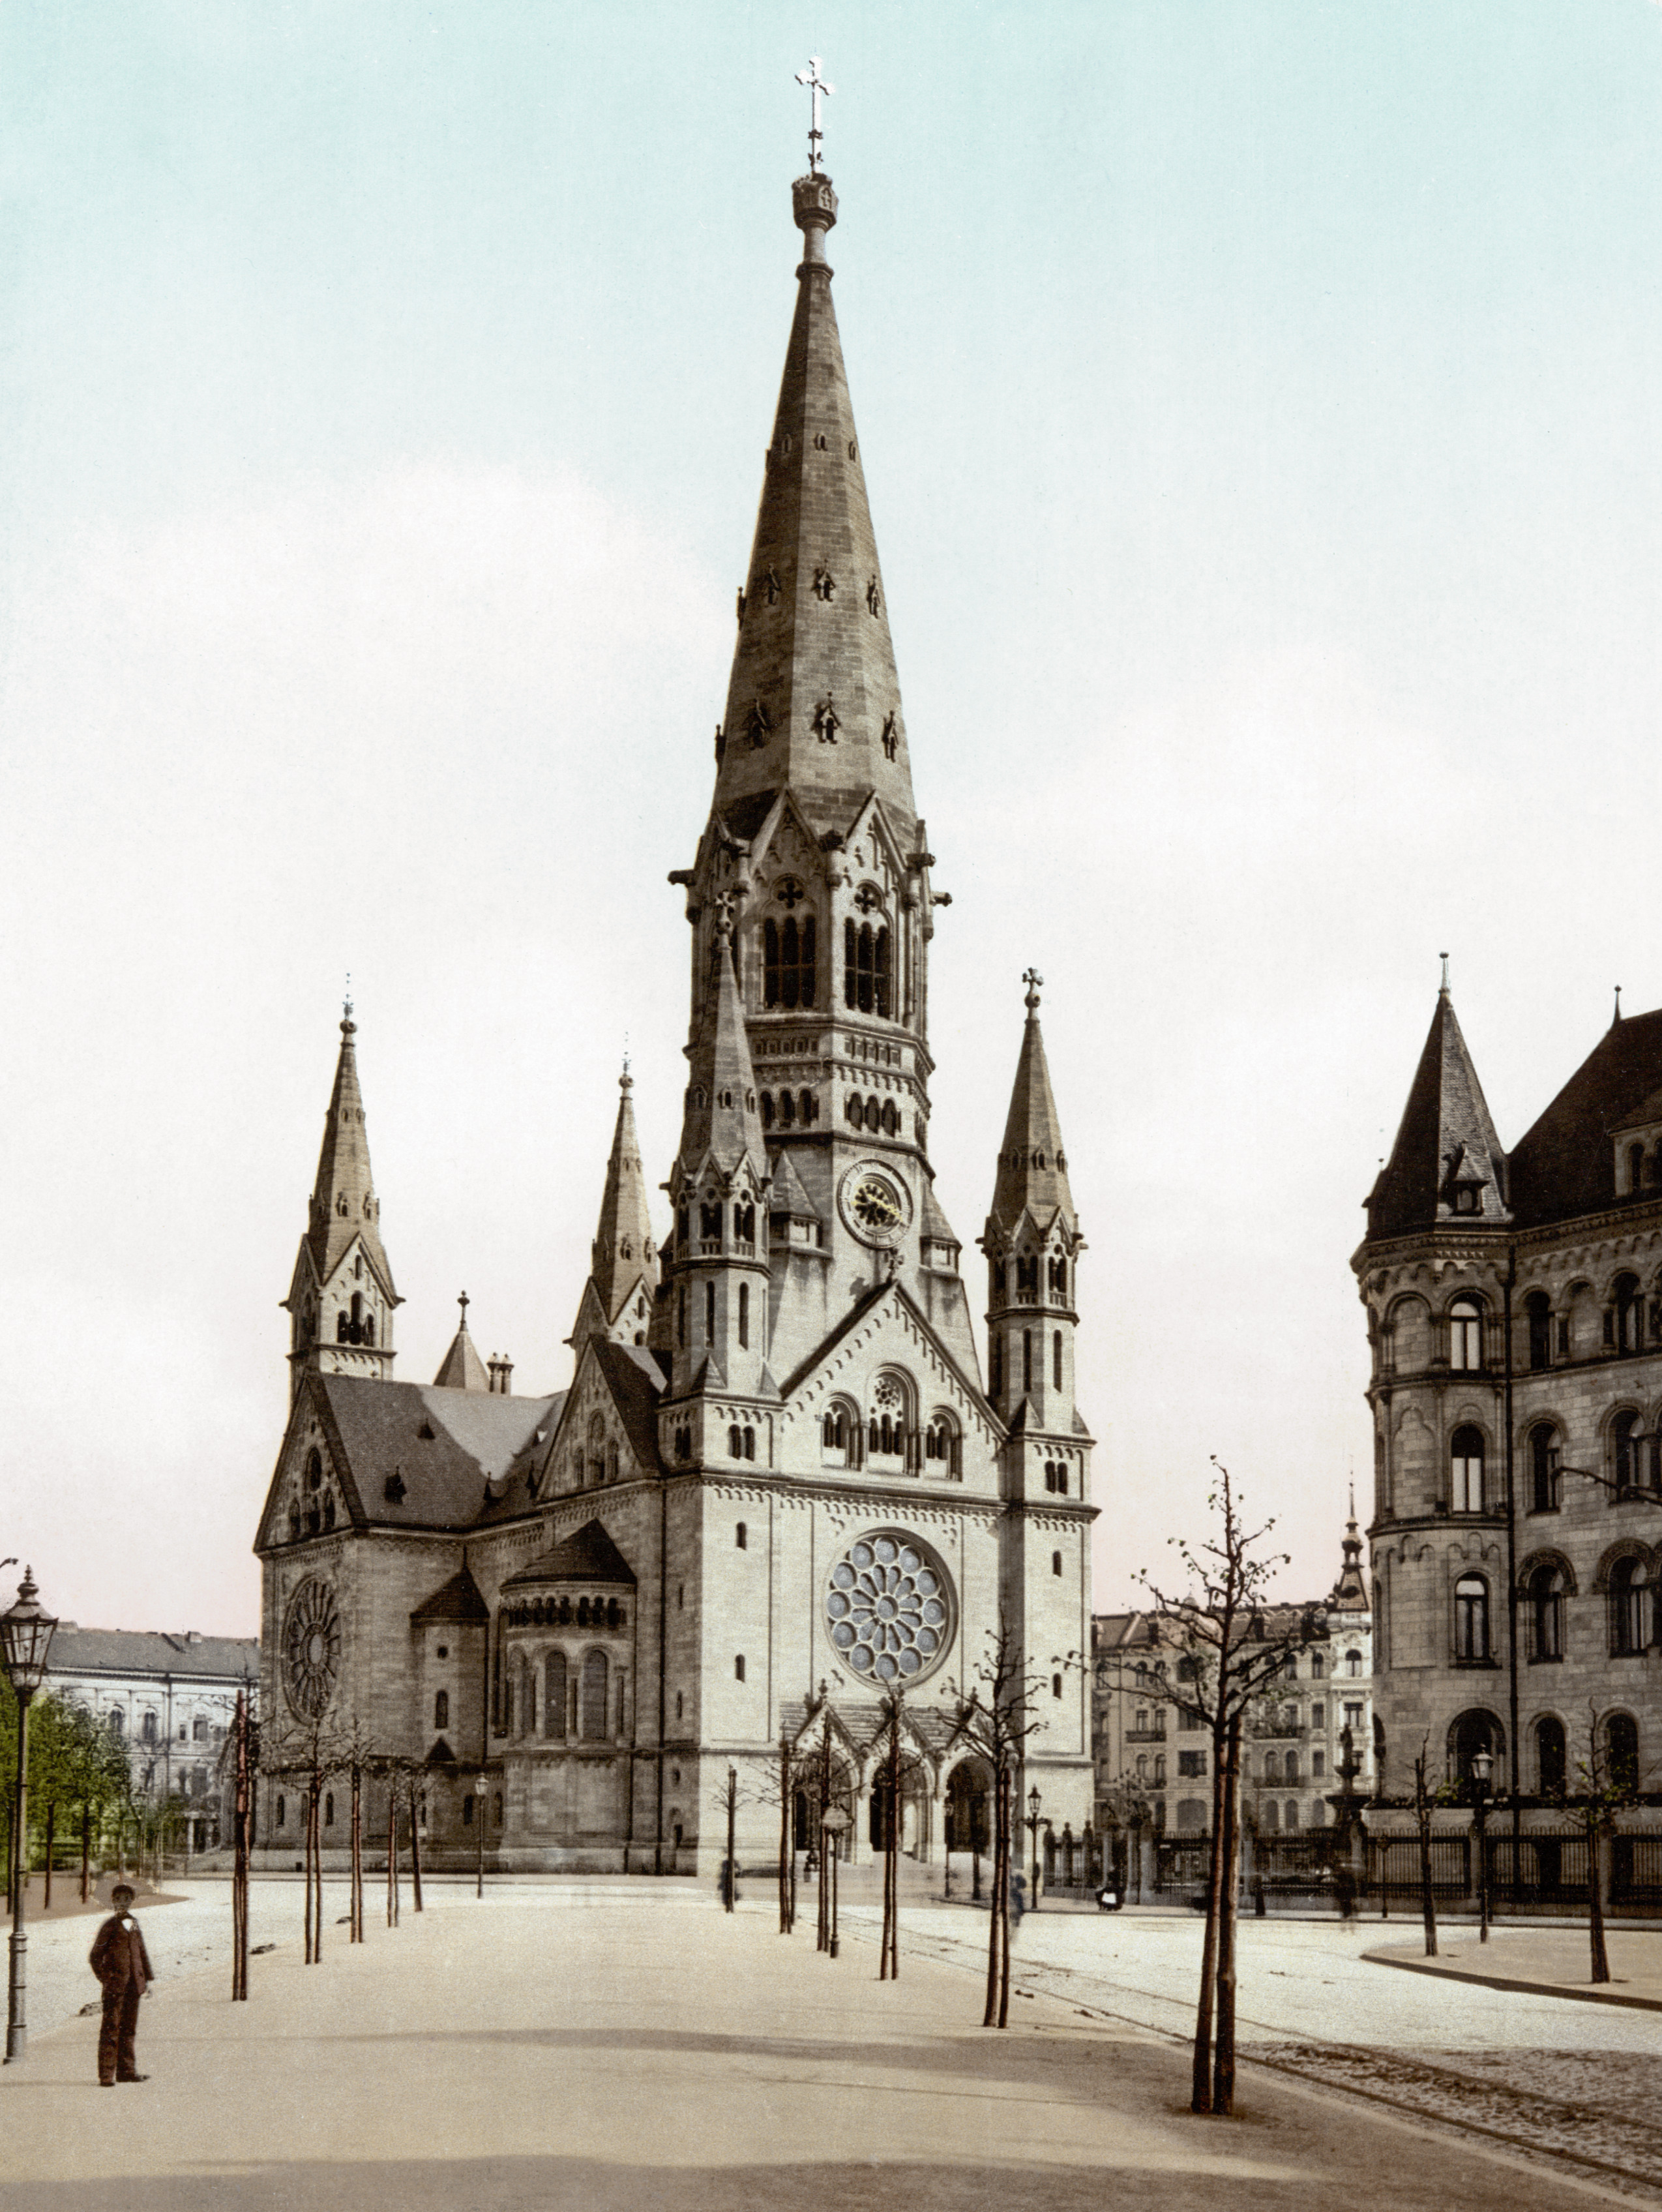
[881,1716,900,1980]
[81,1804,92,1907]
[779,1737,793,1935]
[1212,1714,1242,2117]
[409,1778,423,1913]
[1191,1736,1228,2112]
[43,1802,55,1910]
[231,1694,249,2001]
[387,1787,400,1928]
[1589,1821,1610,1984]
[982,1766,1002,2028]
[1417,1808,1437,1958]
[724,1776,736,1913]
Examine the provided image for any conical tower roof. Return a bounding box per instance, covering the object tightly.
[714,172,915,845]
[307,1003,394,1291]
[1329,1490,1369,1612]
[1366,983,1509,1239]
[987,974,1076,1236]
[433,1293,489,1392]
[589,1069,655,1323]
[675,906,768,1181]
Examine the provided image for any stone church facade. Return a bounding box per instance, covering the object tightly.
[1358,981,1662,1817]
[253,164,1098,1874]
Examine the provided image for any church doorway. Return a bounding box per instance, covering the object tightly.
[794,1752,855,1858]
[868,1769,932,1857]
[944,1759,991,1853]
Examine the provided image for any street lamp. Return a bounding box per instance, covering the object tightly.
[1,1568,57,2063]
[821,1807,850,1957]
[474,1774,488,1899]
[1025,1786,1043,1911]
[1471,1745,1493,1945]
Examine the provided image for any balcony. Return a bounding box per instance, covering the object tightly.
[1253,1722,1307,1740]
[1124,1727,1166,1744]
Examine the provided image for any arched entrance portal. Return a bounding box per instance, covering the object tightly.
[944,1759,991,1854]
[869,1767,933,1858]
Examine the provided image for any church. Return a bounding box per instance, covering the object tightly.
[252,151,1098,1874]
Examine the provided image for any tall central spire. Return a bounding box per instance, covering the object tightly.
[714,171,915,844]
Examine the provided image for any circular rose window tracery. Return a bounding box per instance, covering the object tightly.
[281,1577,341,1719]
[825,1533,953,1684]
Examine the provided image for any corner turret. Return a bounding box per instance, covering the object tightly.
[570,1069,657,1352]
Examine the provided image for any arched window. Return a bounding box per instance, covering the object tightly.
[1052,1550,1062,1577]
[275,1794,286,1829]
[735,1521,747,1550]
[843,919,891,1017]
[1450,1426,1485,1513]
[544,1651,567,1741]
[1526,1563,1564,1662]
[760,1090,775,1129]
[1455,1574,1490,1661]
[1261,1799,1279,1832]
[1607,1711,1640,1791]
[434,1690,449,1729]
[1449,1297,1483,1371]
[1450,1709,1499,1781]
[306,1448,323,1492]
[1610,1555,1649,1656]
[704,1281,715,1342]
[777,1088,795,1128]
[1284,1751,1299,1784]
[1345,1649,1361,1677]
[1529,1423,1562,1513]
[1022,1330,1033,1395]
[1536,1714,1566,1795]
[764,913,816,1009]
[192,1714,207,1741]
[738,1282,750,1348]
[1283,1800,1300,1832]
[1052,1330,1063,1390]
[1616,1272,1644,1354]
[1612,1411,1646,1492]
[580,1651,609,1741]
[1526,1291,1552,1372]
[324,1792,335,1827]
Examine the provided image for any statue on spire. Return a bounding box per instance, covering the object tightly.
[795,56,833,175]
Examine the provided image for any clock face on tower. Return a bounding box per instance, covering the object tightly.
[838,1161,913,1247]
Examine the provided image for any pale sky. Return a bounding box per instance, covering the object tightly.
[5,3,1662,1639]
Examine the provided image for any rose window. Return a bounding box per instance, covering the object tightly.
[825,1534,953,1683]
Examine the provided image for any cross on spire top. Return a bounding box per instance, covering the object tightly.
[795,56,833,173]
[1022,967,1043,1013]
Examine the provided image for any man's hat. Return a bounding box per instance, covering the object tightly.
[110,1881,136,1904]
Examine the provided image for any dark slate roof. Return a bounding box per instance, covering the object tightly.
[501,1517,636,1591]
[317,1375,563,1533]
[410,1564,490,1625]
[589,1341,670,1473]
[48,1628,259,1682]
[1366,991,1510,1240]
[1509,1008,1662,1229]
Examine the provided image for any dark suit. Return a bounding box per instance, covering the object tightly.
[90,1911,153,2083]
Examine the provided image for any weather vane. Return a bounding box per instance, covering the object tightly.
[795,56,833,175]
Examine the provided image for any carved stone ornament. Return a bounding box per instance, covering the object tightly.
[812,565,837,602]
[775,875,805,911]
[813,693,840,743]
[880,710,898,760]
[748,700,774,749]
[762,565,782,606]
[866,576,881,616]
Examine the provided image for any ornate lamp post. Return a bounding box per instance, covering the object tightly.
[1471,1745,1492,1945]
[1025,1786,1043,1910]
[821,1807,850,1957]
[473,1774,488,1899]
[2,1568,58,2063]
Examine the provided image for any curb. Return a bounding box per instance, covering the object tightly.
[1363,1947,1662,2012]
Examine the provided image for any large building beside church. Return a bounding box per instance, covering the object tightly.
[253,161,1098,1873]
[1358,982,1662,1816]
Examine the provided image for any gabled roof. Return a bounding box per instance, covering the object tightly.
[1509,1007,1662,1229]
[263,1375,561,1541]
[501,1517,636,1591]
[46,1628,259,1684]
[1365,988,1511,1240]
[433,1316,490,1392]
[410,1563,490,1625]
[767,1147,820,1219]
[709,171,916,847]
[589,1340,670,1472]
[919,1179,959,1248]
[776,1278,1000,1437]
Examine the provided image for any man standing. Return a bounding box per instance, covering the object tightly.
[89,1881,153,2085]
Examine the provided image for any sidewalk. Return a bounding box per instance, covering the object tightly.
[0,1884,1637,2211]
[1367,1926,1662,2011]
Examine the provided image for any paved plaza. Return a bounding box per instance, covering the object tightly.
[0,1881,1654,2210]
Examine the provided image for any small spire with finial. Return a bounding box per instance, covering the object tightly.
[342,972,355,1038]
[795,55,833,174]
[622,1032,631,1090]
[1439,951,1450,995]
[1022,967,1043,1015]
[457,1290,470,1327]
[1614,985,1624,1024]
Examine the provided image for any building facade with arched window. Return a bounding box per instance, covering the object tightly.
[1359,977,1662,1836]
[252,155,1098,1875]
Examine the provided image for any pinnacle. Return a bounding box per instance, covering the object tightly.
[1367,987,1510,1238]
[588,1068,657,1326]
[987,981,1076,1237]
[676,913,768,1183]
[713,177,915,845]
[308,1006,394,1293]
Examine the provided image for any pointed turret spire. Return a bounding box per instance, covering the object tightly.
[570,1068,659,1351]
[1329,1493,1370,1611]
[987,971,1077,1236]
[675,902,768,1179]
[307,1000,393,1289]
[713,168,915,843]
[434,1291,489,1392]
[1365,980,1510,1238]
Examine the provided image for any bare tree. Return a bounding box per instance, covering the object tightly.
[1138,1462,1327,2115]
[873,1690,932,1981]
[946,1613,1048,2030]
[1547,1705,1648,1985]
[260,1714,350,1963]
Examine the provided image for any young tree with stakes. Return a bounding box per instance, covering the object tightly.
[1545,1705,1650,1986]
[1138,1462,1327,2116]
[946,1613,1048,2030]
[874,1690,932,1981]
